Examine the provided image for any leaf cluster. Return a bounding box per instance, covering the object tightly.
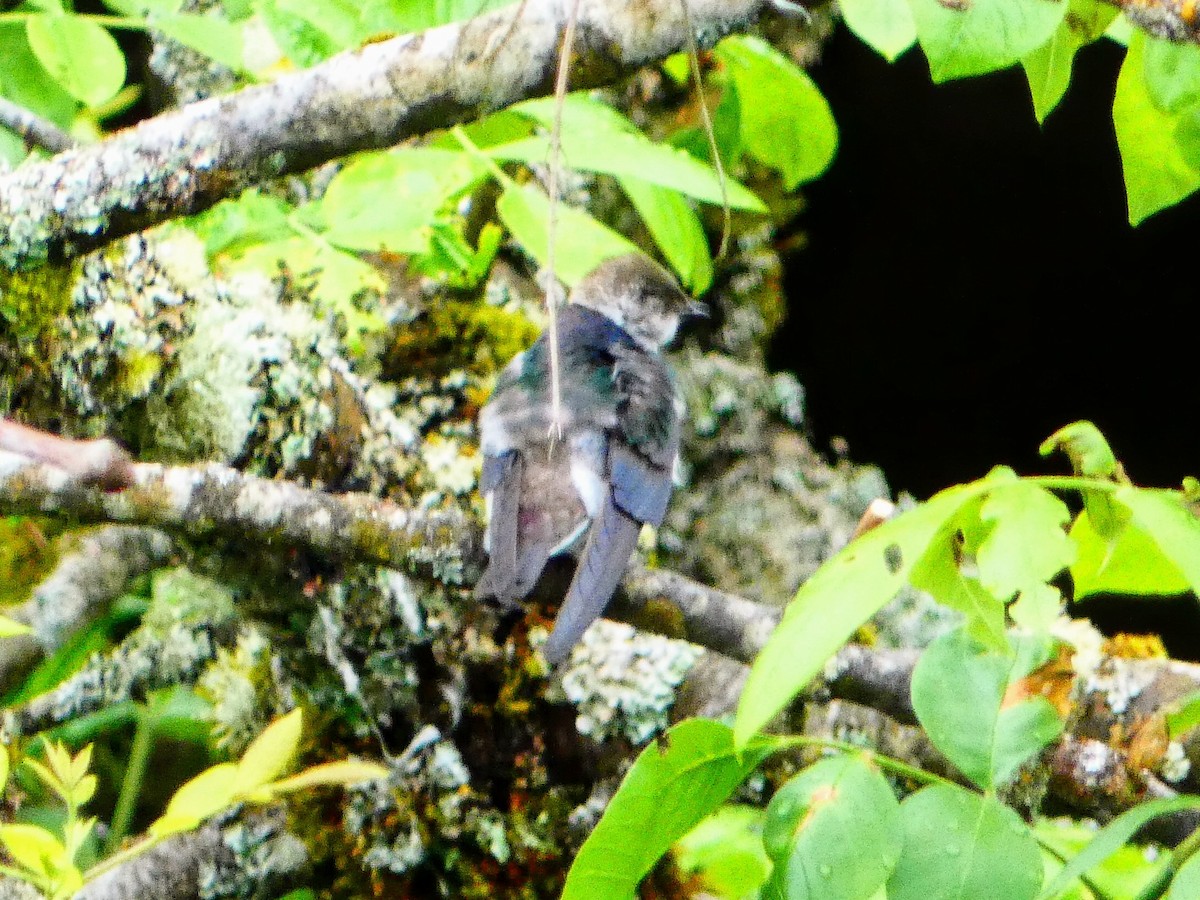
[565,422,1200,900]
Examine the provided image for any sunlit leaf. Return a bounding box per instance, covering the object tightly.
[260,759,390,796]
[977,481,1075,601]
[910,0,1065,83]
[496,184,637,286]
[716,35,838,188]
[25,13,125,106]
[888,785,1042,900]
[234,708,303,793]
[762,755,901,900]
[153,762,239,835]
[673,806,771,900]
[618,176,713,294]
[152,13,245,71]
[1021,0,1116,123]
[0,823,66,880]
[1040,796,1200,897]
[735,480,992,747]
[840,0,917,62]
[562,720,783,900]
[911,629,1062,790]
[0,615,32,638]
[1114,33,1200,225]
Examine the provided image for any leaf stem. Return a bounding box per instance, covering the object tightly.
[775,733,956,788]
[0,12,147,29]
[104,709,155,855]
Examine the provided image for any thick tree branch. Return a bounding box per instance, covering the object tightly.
[0,451,475,583]
[0,0,764,268]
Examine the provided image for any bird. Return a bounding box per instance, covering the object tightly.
[475,253,705,665]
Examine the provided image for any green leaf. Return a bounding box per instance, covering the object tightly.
[152,13,244,70]
[254,0,341,66]
[359,0,516,36]
[1169,851,1200,899]
[735,480,990,746]
[562,720,781,900]
[0,23,76,132]
[276,0,360,47]
[190,190,295,259]
[716,35,838,188]
[1039,421,1118,478]
[319,148,485,253]
[261,759,389,796]
[234,708,302,793]
[1114,33,1200,225]
[510,93,642,136]
[1166,691,1200,739]
[762,756,901,900]
[1069,508,1188,598]
[0,823,66,880]
[153,762,239,836]
[977,482,1075,600]
[618,175,713,294]
[1040,421,1129,538]
[0,615,31,638]
[1040,797,1200,897]
[1115,486,1200,594]
[1009,583,1063,633]
[1035,819,1164,898]
[911,629,1062,790]
[496,184,637,286]
[909,494,1007,649]
[1021,0,1116,123]
[673,806,771,900]
[1143,36,1200,114]
[25,14,126,106]
[486,132,765,212]
[840,0,917,62]
[887,785,1042,900]
[909,0,1066,83]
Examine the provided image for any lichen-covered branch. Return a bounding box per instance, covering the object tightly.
[0,451,475,584]
[0,0,765,268]
[0,525,172,696]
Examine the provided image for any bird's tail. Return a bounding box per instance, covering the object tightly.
[542,497,641,665]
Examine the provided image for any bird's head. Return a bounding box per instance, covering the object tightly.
[568,254,707,350]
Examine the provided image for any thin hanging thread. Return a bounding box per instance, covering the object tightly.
[679,0,731,260]
[544,0,582,451]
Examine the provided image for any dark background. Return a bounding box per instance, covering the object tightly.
[770,30,1200,653]
[773,29,1198,501]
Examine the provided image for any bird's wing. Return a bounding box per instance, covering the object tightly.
[543,342,681,664]
[608,342,680,525]
[541,495,642,665]
[475,449,522,604]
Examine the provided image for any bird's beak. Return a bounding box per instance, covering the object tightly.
[686,300,710,320]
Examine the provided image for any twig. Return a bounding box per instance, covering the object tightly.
[0,97,74,154]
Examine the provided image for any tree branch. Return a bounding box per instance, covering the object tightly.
[0,97,74,155]
[0,0,765,268]
[0,451,476,584]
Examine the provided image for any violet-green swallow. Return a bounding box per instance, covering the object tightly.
[476,254,704,664]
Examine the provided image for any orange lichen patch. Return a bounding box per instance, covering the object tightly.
[1002,644,1076,718]
[1125,714,1171,773]
[1184,0,1198,26]
[1104,633,1168,659]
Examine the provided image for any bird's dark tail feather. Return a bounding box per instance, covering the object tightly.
[542,498,641,665]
